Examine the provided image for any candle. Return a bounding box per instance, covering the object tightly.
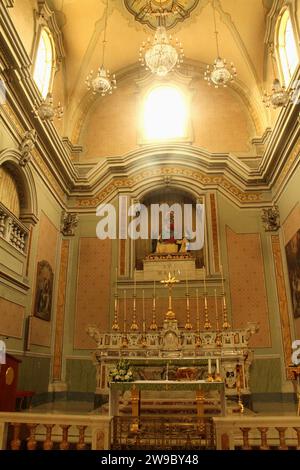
[203,267,207,293]
[115,267,118,294]
[134,269,136,296]
[208,358,212,375]
[142,289,145,333]
[186,272,189,294]
[196,288,199,330]
[214,289,219,329]
[123,290,127,333]
[216,358,220,375]
[220,264,225,294]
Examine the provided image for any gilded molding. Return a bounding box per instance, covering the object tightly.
[52,239,70,381]
[77,166,263,208]
[271,235,293,380]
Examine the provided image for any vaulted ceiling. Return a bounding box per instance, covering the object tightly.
[49,0,275,134]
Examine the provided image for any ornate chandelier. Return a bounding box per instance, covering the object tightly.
[263,45,292,109]
[139,22,184,77]
[86,0,116,96]
[33,93,63,121]
[205,1,236,87]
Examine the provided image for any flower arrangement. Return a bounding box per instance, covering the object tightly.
[109,359,134,382]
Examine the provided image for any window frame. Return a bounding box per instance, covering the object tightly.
[32,26,56,99]
[138,83,193,145]
[275,6,300,87]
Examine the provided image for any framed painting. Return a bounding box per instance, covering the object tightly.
[285,228,300,319]
[33,260,54,321]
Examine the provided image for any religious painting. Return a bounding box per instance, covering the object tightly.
[33,260,54,321]
[285,228,300,318]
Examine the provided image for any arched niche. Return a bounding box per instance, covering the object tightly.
[0,149,38,226]
[135,187,204,270]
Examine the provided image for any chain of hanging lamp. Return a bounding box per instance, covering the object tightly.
[204,0,236,87]
[85,0,116,96]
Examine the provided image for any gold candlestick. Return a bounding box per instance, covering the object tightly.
[203,269,211,329]
[185,273,192,329]
[220,264,231,329]
[122,290,128,348]
[214,289,222,347]
[112,292,119,330]
[130,293,138,331]
[185,292,193,330]
[150,281,158,330]
[161,272,179,321]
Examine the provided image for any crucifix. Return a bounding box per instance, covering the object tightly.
[160,272,180,320]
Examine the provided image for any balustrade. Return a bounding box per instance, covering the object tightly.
[0,203,29,254]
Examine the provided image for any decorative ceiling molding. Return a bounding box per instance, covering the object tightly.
[75,164,264,209]
[124,0,201,30]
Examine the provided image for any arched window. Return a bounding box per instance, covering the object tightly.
[33,28,55,98]
[143,85,188,141]
[276,9,299,86]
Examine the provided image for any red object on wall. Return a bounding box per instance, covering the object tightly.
[0,354,21,411]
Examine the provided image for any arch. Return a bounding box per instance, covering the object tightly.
[275,7,299,86]
[0,149,38,225]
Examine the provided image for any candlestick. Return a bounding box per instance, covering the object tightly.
[207,357,213,382]
[112,292,119,330]
[185,291,192,330]
[214,289,219,331]
[150,281,158,330]
[203,273,211,330]
[215,358,222,381]
[130,282,138,331]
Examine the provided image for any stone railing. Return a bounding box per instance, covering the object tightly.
[0,412,112,450]
[0,202,29,254]
[214,416,300,450]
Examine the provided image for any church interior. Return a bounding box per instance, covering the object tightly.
[1,0,300,452]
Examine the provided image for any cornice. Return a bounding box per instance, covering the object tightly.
[0,1,299,210]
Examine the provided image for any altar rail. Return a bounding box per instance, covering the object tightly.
[0,202,29,254]
[213,416,300,450]
[112,416,215,450]
[0,412,112,450]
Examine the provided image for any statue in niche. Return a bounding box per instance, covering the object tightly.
[155,210,188,254]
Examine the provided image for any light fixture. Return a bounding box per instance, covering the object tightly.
[139,15,184,77]
[204,1,236,87]
[263,44,292,109]
[33,93,63,121]
[86,0,116,96]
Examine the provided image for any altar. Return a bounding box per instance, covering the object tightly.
[87,270,259,409]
